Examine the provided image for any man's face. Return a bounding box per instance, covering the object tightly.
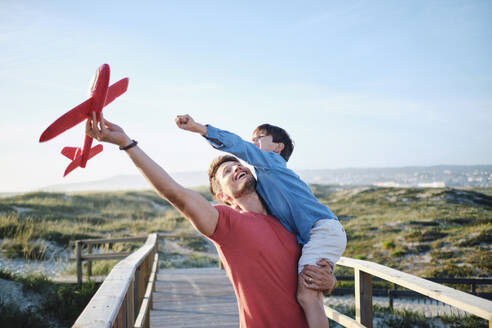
[216,161,256,201]
[252,130,283,154]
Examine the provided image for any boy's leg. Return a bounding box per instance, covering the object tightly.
[297,219,347,327]
[297,274,330,328]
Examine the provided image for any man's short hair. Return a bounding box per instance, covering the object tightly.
[208,155,240,199]
[253,124,294,161]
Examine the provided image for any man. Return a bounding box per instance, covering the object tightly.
[86,113,334,328]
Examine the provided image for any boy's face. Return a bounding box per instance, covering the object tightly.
[252,130,284,154]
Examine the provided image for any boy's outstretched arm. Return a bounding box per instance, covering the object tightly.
[86,112,219,236]
[175,114,282,169]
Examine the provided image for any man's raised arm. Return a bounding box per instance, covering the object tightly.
[86,113,218,236]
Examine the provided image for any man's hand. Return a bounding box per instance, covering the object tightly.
[86,112,132,148]
[300,259,337,294]
[175,114,207,135]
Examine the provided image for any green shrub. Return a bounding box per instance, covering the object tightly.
[0,299,46,328]
[42,281,99,326]
[428,263,475,278]
[459,228,492,247]
[414,243,431,253]
[382,240,395,250]
[391,249,406,257]
[0,269,99,327]
[431,250,455,260]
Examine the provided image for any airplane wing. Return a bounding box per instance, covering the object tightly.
[61,147,81,160]
[104,78,129,107]
[63,144,103,177]
[39,97,93,142]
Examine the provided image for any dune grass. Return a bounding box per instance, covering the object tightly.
[0,186,490,327]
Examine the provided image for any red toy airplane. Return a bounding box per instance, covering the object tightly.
[39,64,129,176]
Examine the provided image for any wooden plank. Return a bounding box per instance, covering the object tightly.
[134,298,149,328]
[324,305,365,328]
[69,252,132,261]
[338,257,492,321]
[81,252,132,261]
[135,278,155,328]
[135,254,159,328]
[76,236,147,245]
[355,269,373,328]
[150,268,239,327]
[126,278,134,328]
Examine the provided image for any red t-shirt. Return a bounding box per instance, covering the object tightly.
[208,205,308,328]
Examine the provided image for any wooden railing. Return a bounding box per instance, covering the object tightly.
[73,233,158,328]
[324,257,492,328]
[72,236,492,328]
[73,236,147,285]
[72,233,208,328]
[331,276,492,308]
[72,233,214,285]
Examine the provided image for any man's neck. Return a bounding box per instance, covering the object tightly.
[234,192,268,215]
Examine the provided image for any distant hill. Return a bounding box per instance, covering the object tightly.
[298,164,492,188]
[38,165,492,192]
[40,172,208,192]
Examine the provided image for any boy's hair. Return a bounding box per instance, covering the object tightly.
[208,155,240,201]
[253,124,294,161]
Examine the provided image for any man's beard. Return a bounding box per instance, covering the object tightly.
[233,175,257,199]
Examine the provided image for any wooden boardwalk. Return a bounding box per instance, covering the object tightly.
[150,268,239,327]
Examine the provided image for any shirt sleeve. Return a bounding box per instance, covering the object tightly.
[204,124,285,169]
[208,205,235,245]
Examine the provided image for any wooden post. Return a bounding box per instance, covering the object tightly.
[388,283,396,310]
[127,277,135,327]
[87,244,92,282]
[355,268,373,328]
[75,241,82,286]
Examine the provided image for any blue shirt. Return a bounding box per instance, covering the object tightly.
[205,125,338,245]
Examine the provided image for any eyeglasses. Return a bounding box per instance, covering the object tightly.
[252,135,267,143]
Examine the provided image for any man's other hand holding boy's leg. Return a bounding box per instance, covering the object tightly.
[301,259,337,294]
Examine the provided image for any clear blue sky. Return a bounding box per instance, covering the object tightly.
[1,1,491,192]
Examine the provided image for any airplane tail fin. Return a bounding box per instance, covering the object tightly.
[61,147,82,160]
[63,144,103,177]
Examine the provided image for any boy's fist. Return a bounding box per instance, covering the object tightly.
[175,114,207,135]
[175,114,195,130]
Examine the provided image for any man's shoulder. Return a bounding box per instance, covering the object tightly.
[212,204,243,223]
[213,204,234,214]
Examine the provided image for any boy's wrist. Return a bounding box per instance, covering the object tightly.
[195,123,207,136]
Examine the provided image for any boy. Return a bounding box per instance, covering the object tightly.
[175,115,346,328]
